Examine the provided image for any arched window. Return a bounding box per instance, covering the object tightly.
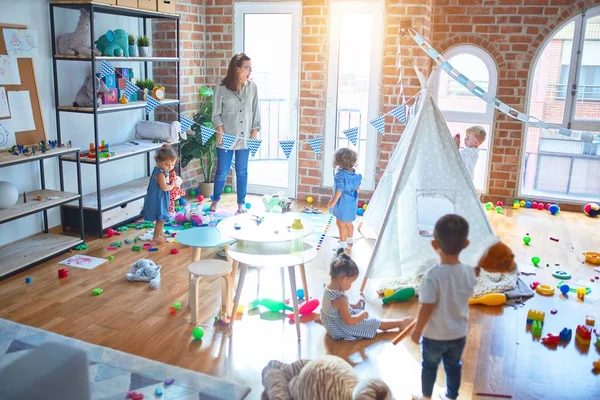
[435,46,497,192]
[522,9,600,202]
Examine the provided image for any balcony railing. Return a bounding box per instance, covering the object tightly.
[253,98,288,161]
[550,83,600,101]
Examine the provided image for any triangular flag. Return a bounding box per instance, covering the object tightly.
[369,115,385,135]
[145,96,160,114]
[307,137,323,154]
[247,138,262,157]
[124,80,138,98]
[200,125,215,145]
[179,116,194,135]
[222,133,236,150]
[343,127,359,146]
[279,140,295,159]
[100,60,114,79]
[389,104,407,124]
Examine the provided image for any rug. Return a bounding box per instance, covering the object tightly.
[0,319,251,400]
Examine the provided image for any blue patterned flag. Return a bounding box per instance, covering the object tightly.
[369,115,385,135]
[389,104,407,124]
[124,80,138,99]
[200,125,215,145]
[179,116,194,135]
[343,127,359,146]
[247,138,262,157]
[145,96,160,114]
[100,60,114,79]
[307,136,323,154]
[222,133,236,150]
[279,140,295,159]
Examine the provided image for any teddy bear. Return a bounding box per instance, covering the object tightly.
[126,259,161,289]
[262,355,392,400]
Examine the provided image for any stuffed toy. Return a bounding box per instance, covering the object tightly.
[56,9,100,56]
[172,204,212,226]
[478,240,517,274]
[262,355,392,400]
[136,120,187,143]
[126,259,161,289]
[73,76,109,107]
[262,191,292,213]
[168,170,185,215]
[95,29,129,57]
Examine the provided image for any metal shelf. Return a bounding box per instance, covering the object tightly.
[57,99,179,114]
[54,55,179,62]
[61,140,177,164]
[0,147,80,168]
[49,1,179,19]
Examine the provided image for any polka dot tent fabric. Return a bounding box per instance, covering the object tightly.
[362,91,497,280]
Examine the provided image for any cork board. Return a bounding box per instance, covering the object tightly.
[0,23,46,145]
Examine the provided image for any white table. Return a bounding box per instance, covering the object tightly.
[217,213,316,339]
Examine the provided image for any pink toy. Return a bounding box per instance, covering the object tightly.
[170,248,179,254]
[537,203,544,210]
[173,205,211,226]
[168,171,184,215]
[288,298,320,322]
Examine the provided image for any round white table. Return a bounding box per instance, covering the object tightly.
[217,213,316,339]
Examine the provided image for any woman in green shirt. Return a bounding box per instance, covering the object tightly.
[211,53,261,213]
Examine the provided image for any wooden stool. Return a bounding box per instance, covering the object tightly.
[188,260,233,323]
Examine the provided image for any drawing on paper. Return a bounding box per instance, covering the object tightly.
[59,254,107,270]
[0,56,21,85]
[0,122,9,147]
[0,88,9,118]
[2,29,38,58]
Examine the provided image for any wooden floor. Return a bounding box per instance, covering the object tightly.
[1,195,599,399]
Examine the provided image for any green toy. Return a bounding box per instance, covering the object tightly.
[531,320,542,337]
[495,206,502,213]
[172,301,181,310]
[132,245,142,251]
[382,287,416,304]
[532,256,540,266]
[118,226,128,232]
[258,298,293,312]
[92,288,103,296]
[224,186,232,193]
[485,202,493,210]
[523,236,531,245]
[95,29,129,57]
[108,255,114,261]
[74,243,88,251]
[192,326,204,340]
[110,242,122,247]
[248,299,260,310]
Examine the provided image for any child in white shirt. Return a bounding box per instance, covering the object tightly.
[454,126,486,181]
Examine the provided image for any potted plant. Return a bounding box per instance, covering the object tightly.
[128,34,136,57]
[137,35,151,57]
[181,86,217,197]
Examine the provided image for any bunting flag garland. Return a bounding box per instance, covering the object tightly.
[279,140,295,159]
[307,137,323,154]
[222,133,237,150]
[179,116,194,135]
[200,125,215,145]
[124,80,138,99]
[247,138,262,157]
[145,96,160,114]
[100,60,114,79]
[343,127,359,146]
[389,104,407,124]
[369,115,386,135]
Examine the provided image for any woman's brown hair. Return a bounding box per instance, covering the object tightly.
[221,53,251,92]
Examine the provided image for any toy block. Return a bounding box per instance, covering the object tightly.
[559,327,572,342]
[575,325,591,345]
[115,68,129,80]
[92,288,103,296]
[541,333,560,346]
[586,315,595,326]
[104,73,117,89]
[172,301,181,310]
[25,277,32,284]
[148,248,159,252]
[110,242,123,247]
[531,320,543,337]
[58,269,68,279]
[103,88,118,105]
[108,255,114,261]
[594,359,600,371]
[74,243,87,250]
[526,309,545,325]
[236,304,244,317]
[107,246,118,250]
[118,78,128,90]
[129,90,138,102]
[169,307,176,315]
[132,246,142,251]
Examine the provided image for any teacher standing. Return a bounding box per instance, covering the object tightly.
[211,53,261,214]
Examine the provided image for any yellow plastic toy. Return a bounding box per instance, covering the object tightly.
[383,289,394,297]
[584,252,600,265]
[152,84,166,101]
[468,293,506,306]
[593,359,600,371]
[536,284,555,296]
[118,94,128,104]
[577,287,586,300]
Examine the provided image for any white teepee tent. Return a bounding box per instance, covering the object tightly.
[360,81,498,291]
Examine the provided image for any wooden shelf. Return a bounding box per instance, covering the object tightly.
[57,99,179,114]
[61,140,177,164]
[64,176,148,211]
[0,190,80,224]
[0,234,82,277]
[0,147,80,168]
[50,1,179,19]
[54,55,179,62]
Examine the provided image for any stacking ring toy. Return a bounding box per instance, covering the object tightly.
[552,270,571,280]
[584,252,600,265]
[536,284,555,296]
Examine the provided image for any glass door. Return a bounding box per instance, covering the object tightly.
[234,2,301,198]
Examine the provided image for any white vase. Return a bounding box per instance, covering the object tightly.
[138,46,150,57]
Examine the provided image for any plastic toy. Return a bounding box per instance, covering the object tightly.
[297,288,305,300]
[110,241,122,247]
[362,204,368,211]
[531,320,543,337]
[307,196,313,204]
[532,202,538,208]
[197,194,204,202]
[119,94,128,104]
[496,201,503,207]
[495,206,502,213]
[557,281,591,296]
[531,256,540,266]
[108,255,114,261]
[525,201,532,208]
[192,326,204,340]
[530,281,540,290]
[288,299,320,322]
[258,298,293,312]
[148,248,158,252]
[584,252,600,265]
[537,203,544,210]
[559,327,572,342]
[523,236,531,245]
[468,293,506,306]
[485,202,493,210]
[179,198,187,206]
[586,315,595,326]
[105,228,115,237]
[126,392,144,400]
[357,208,365,216]
[541,333,560,346]
[549,204,560,215]
[155,388,163,397]
[107,246,118,250]
[173,204,211,227]
[84,141,115,159]
[172,301,181,310]
[92,288,103,296]
[95,29,129,57]
[594,360,600,371]
[526,309,545,325]
[224,186,232,193]
[170,248,179,254]
[58,269,68,279]
[575,325,591,345]
[358,201,365,208]
[550,309,557,314]
[169,307,176,315]
[383,289,395,297]
[74,243,88,250]
[382,287,416,304]
[552,270,571,279]
[124,239,131,244]
[25,277,32,284]
[577,287,586,300]
[583,202,600,217]
[536,284,555,296]
[246,203,251,209]
[513,202,520,210]
[132,246,142,251]
[164,378,175,385]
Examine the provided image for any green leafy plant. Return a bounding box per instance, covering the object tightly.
[181,86,217,183]
[143,79,156,90]
[137,35,150,47]
[135,80,145,91]
[128,33,136,45]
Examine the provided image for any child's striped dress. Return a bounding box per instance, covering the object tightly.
[321,287,381,341]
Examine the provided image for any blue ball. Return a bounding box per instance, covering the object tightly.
[297,288,305,299]
[525,201,532,208]
[357,208,364,216]
[245,203,251,209]
[210,194,214,201]
[560,284,570,295]
[194,188,200,195]
[549,204,560,215]
[179,198,187,206]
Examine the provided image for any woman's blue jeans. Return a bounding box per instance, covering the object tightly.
[213,147,250,205]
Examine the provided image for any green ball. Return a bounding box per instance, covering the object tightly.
[192,326,204,340]
[532,256,540,265]
[485,202,493,210]
[188,189,196,196]
[224,186,232,193]
[495,206,502,213]
[523,236,531,245]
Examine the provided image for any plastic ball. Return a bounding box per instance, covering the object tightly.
[523,236,531,245]
[188,189,196,196]
[203,205,211,212]
[197,194,204,202]
[358,201,365,208]
[357,208,364,216]
[537,203,544,210]
[513,199,520,204]
[192,326,204,340]
[245,203,251,209]
[560,284,570,295]
[546,203,551,210]
[519,200,525,207]
[485,202,493,210]
[224,186,232,193]
[210,194,214,201]
[363,204,368,211]
[513,203,520,210]
[532,202,538,208]
[583,203,600,217]
[525,201,532,208]
[297,288,305,299]
[495,206,502,213]
[307,196,313,204]
[179,198,187,206]
[531,256,540,265]
[496,201,503,207]
[105,228,115,237]
[194,188,200,195]
[549,204,560,215]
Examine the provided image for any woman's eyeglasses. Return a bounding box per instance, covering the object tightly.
[240,66,252,72]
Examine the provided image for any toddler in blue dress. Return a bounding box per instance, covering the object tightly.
[321,248,415,341]
[141,145,180,243]
[327,148,362,251]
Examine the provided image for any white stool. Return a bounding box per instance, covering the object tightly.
[188,260,233,324]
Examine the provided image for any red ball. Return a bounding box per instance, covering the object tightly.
[532,202,538,208]
[105,228,115,237]
[170,248,179,255]
[496,201,503,207]
[358,201,365,208]
[197,194,204,202]
[546,203,551,210]
[537,203,544,210]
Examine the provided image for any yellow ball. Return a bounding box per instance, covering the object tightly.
[362,204,368,210]
[307,196,313,204]
[520,200,526,207]
[383,289,394,297]
[513,203,520,209]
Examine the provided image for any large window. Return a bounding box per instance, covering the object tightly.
[521,9,600,202]
[435,46,497,192]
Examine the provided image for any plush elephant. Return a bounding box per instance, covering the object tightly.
[95,29,129,57]
[73,76,109,107]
